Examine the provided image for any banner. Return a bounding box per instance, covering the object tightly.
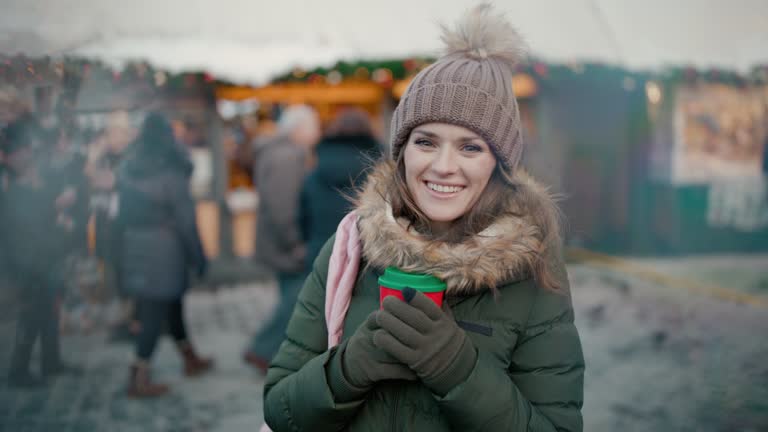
[671,84,768,184]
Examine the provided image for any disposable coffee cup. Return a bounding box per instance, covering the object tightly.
[378,267,447,308]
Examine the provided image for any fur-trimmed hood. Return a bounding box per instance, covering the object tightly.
[355,161,562,296]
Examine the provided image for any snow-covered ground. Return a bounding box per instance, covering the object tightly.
[571,262,768,431]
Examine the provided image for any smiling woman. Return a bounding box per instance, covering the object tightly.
[263,4,585,431]
[401,123,499,238]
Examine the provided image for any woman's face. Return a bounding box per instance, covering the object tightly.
[403,122,496,231]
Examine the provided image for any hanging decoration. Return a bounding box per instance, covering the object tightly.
[0,55,220,94]
[0,53,766,101]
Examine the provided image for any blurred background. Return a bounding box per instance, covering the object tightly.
[1,1,767,431]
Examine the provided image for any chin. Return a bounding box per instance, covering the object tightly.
[423,209,463,223]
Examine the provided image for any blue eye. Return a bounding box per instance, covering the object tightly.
[462,144,482,152]
[414,138,434,147]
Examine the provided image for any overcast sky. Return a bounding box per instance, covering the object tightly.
[2,0,767,83]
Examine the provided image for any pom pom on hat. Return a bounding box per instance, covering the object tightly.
[440,3,527,67]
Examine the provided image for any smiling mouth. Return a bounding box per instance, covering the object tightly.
[425,181,465,194]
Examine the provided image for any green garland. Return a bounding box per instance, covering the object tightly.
[1,54,766,91]
[271,59,768,88]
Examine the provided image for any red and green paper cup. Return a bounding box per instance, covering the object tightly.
[378,267,447,308]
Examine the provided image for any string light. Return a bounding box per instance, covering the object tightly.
[326,70,342,85]
[372,68,393,88]
[645,81,662,104]
[154,70,167,86]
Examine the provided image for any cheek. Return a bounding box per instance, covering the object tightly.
[404,167,422,199]
[477,158,497,184]
[478,169,494,189]
[467,159,496,196]
[402,146,422,187]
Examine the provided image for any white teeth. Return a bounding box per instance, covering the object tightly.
[426,182,464,193]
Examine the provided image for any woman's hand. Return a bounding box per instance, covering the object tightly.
[342,311,418,390]
[373,287,478,396]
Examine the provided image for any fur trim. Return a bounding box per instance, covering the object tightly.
[355,162,562,295]
[440,3,527,66]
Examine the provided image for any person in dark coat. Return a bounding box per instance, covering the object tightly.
[41,122,90,256]
[2,115,79,387]
[299,108,380,271]
[244,105,321,373]
[117,112,212,398]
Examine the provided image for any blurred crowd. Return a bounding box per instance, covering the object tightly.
[0,98,382,397]
[0,101,212,392]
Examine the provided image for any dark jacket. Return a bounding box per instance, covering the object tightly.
[263,162,585,431]
[0,178,67,289]
[43,151,89,254]
[300,135,378,271]
[92,151,124,263]
[254,135,307,273]
[117,154,206,300]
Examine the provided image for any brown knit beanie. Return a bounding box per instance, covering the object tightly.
[390,3,527,171]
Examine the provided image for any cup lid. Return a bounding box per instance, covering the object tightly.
[378,267,446,292]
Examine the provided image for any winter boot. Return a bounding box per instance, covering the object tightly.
[177,341,214,377]
[243,351,270,375]
[127,362,169,398]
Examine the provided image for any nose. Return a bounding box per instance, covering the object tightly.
[431,146,459,175]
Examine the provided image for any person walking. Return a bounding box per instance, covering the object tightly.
[263,4,585,431]
[117,112,211,398]
[2,115,79,387]
[244,105,321,373]
[85,111,137,341]
[299,107,380,272]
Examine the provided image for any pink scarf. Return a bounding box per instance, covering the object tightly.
[325,211,361,347]
[261,212,361,432]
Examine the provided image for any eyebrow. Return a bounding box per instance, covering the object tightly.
[412,128,481,142]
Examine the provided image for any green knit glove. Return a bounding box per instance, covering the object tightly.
[328,311,418,402]
[373,287,478,396]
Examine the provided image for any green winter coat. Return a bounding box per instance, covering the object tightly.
[263,162,585,431]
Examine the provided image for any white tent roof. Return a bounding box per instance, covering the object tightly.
[2,0,767,85]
